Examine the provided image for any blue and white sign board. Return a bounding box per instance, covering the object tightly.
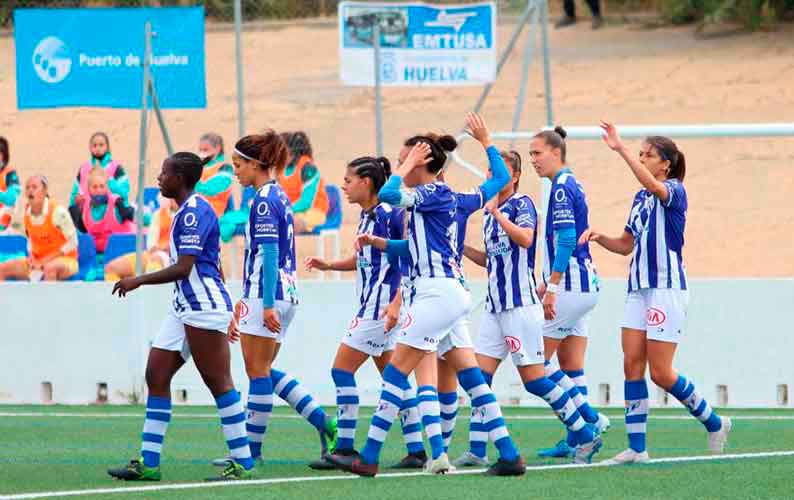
[338,1,496,86]
[14,7,206,109]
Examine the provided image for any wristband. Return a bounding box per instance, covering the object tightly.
[546,283,560,295]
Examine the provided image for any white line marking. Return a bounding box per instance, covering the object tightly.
[1,412,793,421]
[2,450,793,500]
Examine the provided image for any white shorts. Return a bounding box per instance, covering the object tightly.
[342,316,398,357]
[438,316,474,359]
[153,310,230,361]
[543,291,598,340]
[238,298,297,344]
[476,305,545,367]
[621,288,689,343]
[397,277,472,353]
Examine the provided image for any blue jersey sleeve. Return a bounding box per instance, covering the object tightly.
[455,191,485,218]
[388,208,406,240]
[551,182,576,230]
[513,197,537,229]
[175,206,213,256]
[662,180,687,212]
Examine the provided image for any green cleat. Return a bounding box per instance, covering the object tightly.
[323,416,338,454]
[206,461,255,481]
[107,458,161,481]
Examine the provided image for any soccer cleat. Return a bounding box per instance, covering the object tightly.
[212,455,264,468]
[708,416,732,454]
[107,458,161,481]
[390,450,428,469]
[537,439,575,458]
[423,453,454,475]
[452,451,490,467]
[308,453,337,471]
[319,416,338,455]
[573,435,603,464]
[327,449,360,472]
[351,458,379,477]
[206,460,254,481]
[595,413,611,434]
[603,448,650,465]
[486,456,526,476]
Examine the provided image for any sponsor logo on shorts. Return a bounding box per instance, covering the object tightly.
[239,301,250,320]
[402,314,413,330]
[505,335,522,353]
[349,317,361,331]
[647,307,667,326]
[423,337,438,345]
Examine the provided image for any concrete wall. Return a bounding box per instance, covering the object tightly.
[1,279,792,407]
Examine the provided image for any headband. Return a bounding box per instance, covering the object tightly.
[234,147,265,165]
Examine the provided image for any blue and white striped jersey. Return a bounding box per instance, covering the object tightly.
[625,179,688,292]
[169,194,233,314]
[406,182,462,280]
[454,187,486,265]
[242,182,298,304]
[484,194,540,313]
[543,168,599,293]
[356,203,404,320]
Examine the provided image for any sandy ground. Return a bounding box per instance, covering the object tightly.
[1,21,793,279]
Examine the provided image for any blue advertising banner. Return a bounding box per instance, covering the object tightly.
[338,1,496,86]
[14,7,206,109]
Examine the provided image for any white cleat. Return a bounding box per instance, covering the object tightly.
[452,451,490,468]
[424,453,456,475]
[573,435,603,464]
[708,416,732,454]
[595,413,611,434]
[603,448,650,466]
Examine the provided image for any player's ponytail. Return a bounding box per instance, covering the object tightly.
[404,132,458,174]
[533,126,567,164]
[234,130,289,173]
[349,156,391,193]
[646,136,686,182]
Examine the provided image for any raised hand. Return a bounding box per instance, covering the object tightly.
[599,120,624,151]
[464,112,491,148]
[398,142,431,175]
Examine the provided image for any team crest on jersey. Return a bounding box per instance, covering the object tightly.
[505,336,522,353]
[647,307,667,326]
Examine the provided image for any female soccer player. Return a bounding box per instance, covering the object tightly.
[304,155,426,470]
[219,132,337,469]
[581,121,731,465]
[460,148,603,465]
[107,152,253,482]
[530,126,609,459]
[350,115,525,477]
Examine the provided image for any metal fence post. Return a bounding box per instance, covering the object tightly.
[373,20,384,157]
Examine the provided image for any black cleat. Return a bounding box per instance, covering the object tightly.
[327,449,361,472]
[486,456,526,476]
[390,450,428,469]
[308,453,338,471]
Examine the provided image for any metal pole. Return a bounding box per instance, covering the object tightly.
[509,8,538,149]
[470,0,536,118]
[538,0,554,127]
[149,81,174,156]
[135,22,152,277]
[373,19,383,157]
[234,0,245,137]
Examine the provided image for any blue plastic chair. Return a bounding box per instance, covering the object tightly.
[103,233,138,264]
[0,234,28,256]
[68,233,98,281]
[240,186,256,212]
[143,187,160,212]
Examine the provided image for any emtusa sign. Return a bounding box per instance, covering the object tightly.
[338,1,496,87]
[15,7,206,109]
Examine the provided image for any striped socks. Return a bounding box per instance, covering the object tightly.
[140,396,171,468]
[246,377,273,459]
[418,385,444,459]
[331,368,359,452]
[399,384,425,455]
[669,375,722,432]
[361,364,406,465]
[215,389,254,470]
[458,367,518,462]
[625,379,649,453]
[271,369,327,433]
[468,371,492,459]
[525,376,594,445]
[439,391,458,452]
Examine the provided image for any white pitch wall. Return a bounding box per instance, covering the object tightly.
[0,279,792,408]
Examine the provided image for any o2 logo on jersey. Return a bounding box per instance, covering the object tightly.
[554,188,566,202]
[256,202,270,216]
[647,307,667,327]
[182,212,198,227]
[505,336,522,353]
